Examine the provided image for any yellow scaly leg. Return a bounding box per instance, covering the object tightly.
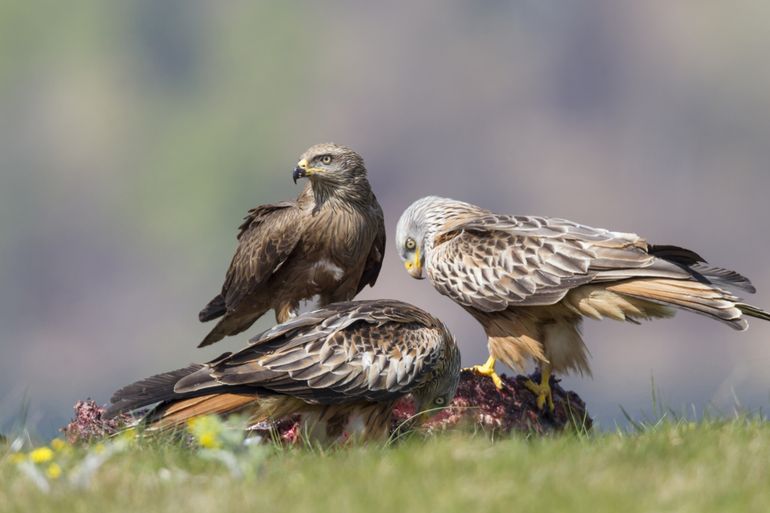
[525,363,554,412]
[465,356,504,390]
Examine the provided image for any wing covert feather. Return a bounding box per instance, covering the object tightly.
[427,215,657,311]
[177,300,450,404]
[222,202,304,308]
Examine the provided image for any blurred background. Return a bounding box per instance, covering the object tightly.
[1,0,769,438]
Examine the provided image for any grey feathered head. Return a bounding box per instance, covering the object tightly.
[395,196,481,279]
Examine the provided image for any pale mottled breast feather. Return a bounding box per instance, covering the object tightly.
[427,214,659,311]
[222,202,305,309]
[176,300,450,404]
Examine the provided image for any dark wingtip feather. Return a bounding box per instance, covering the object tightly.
[106,364,204,418]
[690,263,756,294]
[649,244,756,294]
[197,333,220,348]
[199,295,227,322]
[738,303,770,323]
[648,244,707,264]
[198,320,230,347]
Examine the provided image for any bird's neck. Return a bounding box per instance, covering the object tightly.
[422,219,446,252]
[303,177,374,212]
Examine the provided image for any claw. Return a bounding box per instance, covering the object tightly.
[525,364,554,412]
[524,379,553,411]
[464,356,504,390]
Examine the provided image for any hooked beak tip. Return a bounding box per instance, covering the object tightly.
[292,167,306,184]
[405,263,424,280]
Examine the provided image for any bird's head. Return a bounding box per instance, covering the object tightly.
[411,332,461,419]
[396,198,435,280]
[396,195,471,280]
[292,143,366,187]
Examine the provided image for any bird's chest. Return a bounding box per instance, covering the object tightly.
[305,207,372,263]
[298,207,372,287]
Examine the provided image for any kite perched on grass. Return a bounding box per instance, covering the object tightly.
[396,196,770,411]
[107,300,461,443]
[198,143,385,347]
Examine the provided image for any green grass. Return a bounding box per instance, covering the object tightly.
[2,419,770,513]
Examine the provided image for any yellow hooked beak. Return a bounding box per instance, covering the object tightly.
[404,247,424,279]
[292,159,324,183]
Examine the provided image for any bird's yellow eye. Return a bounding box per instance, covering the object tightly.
[320,155,332,165]
[405,238,416,250]
[434,396,446,406]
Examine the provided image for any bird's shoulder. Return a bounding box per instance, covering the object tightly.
[220,201,305,299]
[236,201,300,241]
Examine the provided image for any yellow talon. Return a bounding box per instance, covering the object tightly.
[465,356,504,390]
[525,364,554,412]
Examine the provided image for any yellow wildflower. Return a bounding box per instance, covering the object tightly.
[50,438,67,452]
[116,427,137,444]
[187,415,224,449]
[46,463,62,480]
[9,453,26,464]
[186,417,203,431]
[29,447,54,463]
[93,443,106,454]
[198,432,221,449]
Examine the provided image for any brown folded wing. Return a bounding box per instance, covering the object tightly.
[221,202,305,309]
[177,300,450,404]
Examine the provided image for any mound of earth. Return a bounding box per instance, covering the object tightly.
[397,369,592,435]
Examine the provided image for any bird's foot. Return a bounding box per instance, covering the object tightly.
[524,379,554,412]
[464,357,504,390]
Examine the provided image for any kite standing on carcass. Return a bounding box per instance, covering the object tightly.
[396,196,770,411]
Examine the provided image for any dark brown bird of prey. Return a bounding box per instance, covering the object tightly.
[198,143,385,347]
[107,300,461,442]
[396,196,770,410]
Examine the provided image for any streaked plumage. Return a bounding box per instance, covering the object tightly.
[396,196,770,408]
[108,300,461,442]
[198,143,385,347]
